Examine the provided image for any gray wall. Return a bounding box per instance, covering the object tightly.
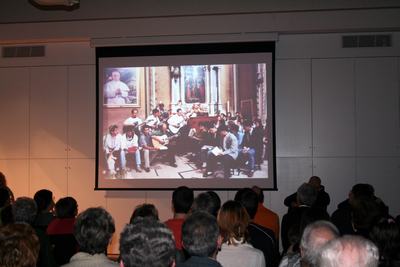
[0,2,400,252]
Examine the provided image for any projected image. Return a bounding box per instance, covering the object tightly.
[101,63,269,180]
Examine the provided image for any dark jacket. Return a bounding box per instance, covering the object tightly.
[284,186,330,212]
[241,130,257,149]
[248,222,279,267]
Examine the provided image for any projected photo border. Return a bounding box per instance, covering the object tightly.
[95,41,276,190]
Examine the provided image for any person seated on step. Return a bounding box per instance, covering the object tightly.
[139,125,159,172]
[203,124,238,178]
[120,125,142,173]
[151,122,178,168]
[237,120,258,177]
[103,124,123,178]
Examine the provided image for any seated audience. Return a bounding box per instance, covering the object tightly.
[0,187,12,226]
[0,171,14,203]
[13,197,56,267]
[129,203,159,223]
[203,125,238,178]
[284,176,330,212]
[47,197,78,234]
[177,211,222,267]
[351,196,386,238]
[331,183,388,236]
[64,207,117,267]
[33,189,55,230]
[252,185,280,240]
[281,183,330,253]
[190,191,221,218]
[47,197,78,266]
[216,200,265,267]
[120,218,176,267]
[235,188,279,267]
[165,186,194,250]
[279,220,339,267]
[317,235,379,267]
[291,220,339,267]
[12,196,37,224]
[0,223,40,267]
[370,218,400,267]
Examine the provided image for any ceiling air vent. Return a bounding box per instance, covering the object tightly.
[342,34,392,48]
[2,45,45,58]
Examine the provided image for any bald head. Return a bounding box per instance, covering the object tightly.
[300,220,339,266]
[318,235,379,267]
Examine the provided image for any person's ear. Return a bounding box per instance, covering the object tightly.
[217,234,223,249]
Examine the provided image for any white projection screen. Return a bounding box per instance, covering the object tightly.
[95,42,276,190]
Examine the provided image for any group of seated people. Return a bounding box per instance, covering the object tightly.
[2,171,399,267]
[103,104,267,178]
[0,170,400,267]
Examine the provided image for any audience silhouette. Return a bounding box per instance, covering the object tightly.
[1,177,400,267]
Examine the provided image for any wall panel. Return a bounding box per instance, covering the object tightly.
[68,65,96,159]
[275,59,312,157]
[0,160,29,198]
[29,159,68,198]
[30,67,68,158]
[312,59,355,157]
[0,68,29,159]
[355,58,400,156]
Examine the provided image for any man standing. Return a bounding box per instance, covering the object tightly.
[284,176,330,212]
